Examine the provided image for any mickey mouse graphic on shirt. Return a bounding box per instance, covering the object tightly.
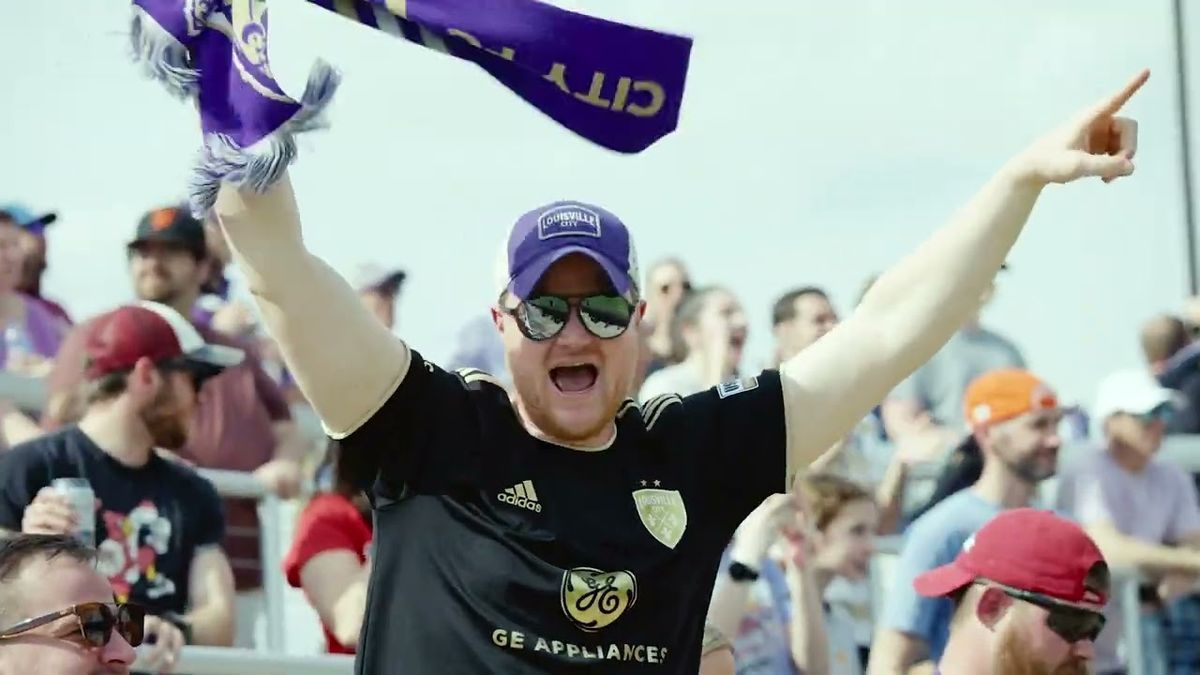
[94,500,177,602]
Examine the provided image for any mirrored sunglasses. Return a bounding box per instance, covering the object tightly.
[504,294,635,341]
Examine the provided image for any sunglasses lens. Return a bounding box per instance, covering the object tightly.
[579,295,633,339]
[119,605,145,647]
[1047,607,1105,643]
[519,296,569,340]
[78,605,113,649]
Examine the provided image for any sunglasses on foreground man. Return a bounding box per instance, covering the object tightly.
[0,534,147,674]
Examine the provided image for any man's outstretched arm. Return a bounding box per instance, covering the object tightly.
[778,70,1147,479]
[214,176,409,437]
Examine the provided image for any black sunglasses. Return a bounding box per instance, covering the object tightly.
[1002,587,1106,643]
[0,602,146,649]
[158,358,219,393]
[501,294,636,341]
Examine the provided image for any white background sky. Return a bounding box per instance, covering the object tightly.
[1,0,1197,407]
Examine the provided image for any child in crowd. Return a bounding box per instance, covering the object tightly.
[709,474,879,675]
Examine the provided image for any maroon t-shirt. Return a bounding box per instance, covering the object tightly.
[44,318,291,590]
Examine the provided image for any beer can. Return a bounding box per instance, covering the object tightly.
[51,478,95,547]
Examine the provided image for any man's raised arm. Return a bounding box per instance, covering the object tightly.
[779,70,1147,475]
[214,176,409,436]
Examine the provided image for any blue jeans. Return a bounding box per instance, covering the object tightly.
[1131,593,1200,675]
[1161,593,1200,674]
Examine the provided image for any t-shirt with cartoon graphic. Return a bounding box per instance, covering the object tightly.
[0,426,225,615]
[342,349,788,675]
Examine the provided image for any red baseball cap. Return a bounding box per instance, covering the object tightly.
[913,509,1107,605]
[84,302,244,380]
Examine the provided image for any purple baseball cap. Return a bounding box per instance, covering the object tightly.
[497,201,640,301]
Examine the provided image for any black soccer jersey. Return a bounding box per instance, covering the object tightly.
[345,350,788,674]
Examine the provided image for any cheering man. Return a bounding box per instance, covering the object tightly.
[212,71,1147,674]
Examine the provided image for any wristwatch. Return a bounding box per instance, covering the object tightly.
[727,561,760,582]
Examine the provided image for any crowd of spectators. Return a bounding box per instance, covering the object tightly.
[0,198,1197,674]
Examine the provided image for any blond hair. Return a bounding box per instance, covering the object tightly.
[797,473,871,532]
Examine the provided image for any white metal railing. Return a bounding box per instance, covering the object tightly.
[194,469,292,654]
[136,646,354,675]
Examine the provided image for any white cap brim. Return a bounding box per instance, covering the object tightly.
[187,343,245,369]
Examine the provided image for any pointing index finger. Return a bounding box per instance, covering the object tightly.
[1088,69,1150,119]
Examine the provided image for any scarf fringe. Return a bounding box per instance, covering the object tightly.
[187,60,341,216]
[129,7,199,99]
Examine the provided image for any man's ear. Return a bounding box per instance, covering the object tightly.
[127,358,161,399]
[975,587,1012,630]
[491,306,505,332]
[973,423,991,450]
[635,300,647,321]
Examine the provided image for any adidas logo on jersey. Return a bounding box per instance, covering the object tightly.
[498,480,542,513]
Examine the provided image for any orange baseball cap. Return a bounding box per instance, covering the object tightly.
[963,368,1059,428]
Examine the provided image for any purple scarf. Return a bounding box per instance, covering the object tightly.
[130,0,693,215]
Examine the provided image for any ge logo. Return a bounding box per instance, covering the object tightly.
[560,567,637,632]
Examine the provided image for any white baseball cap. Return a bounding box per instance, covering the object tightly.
[352,263,406,294]
[1092,369,1179,421]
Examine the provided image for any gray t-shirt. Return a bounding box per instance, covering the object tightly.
[1055,449,1200,672]
[890,326,1025,430]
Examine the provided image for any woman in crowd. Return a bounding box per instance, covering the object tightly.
[639,285,748,401]
[0,215,68,448]
[708,474,879,675]
[641,257,692,376]
[0,216,67,375]
[282,441,373,653]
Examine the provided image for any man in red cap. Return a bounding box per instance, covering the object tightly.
[45,205,310,648]
[0,301,243,672]
[869,368,1064,674]
[913,508,1110,675]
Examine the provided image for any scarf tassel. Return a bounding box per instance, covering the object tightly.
[129,8,199,99]
[187,60,341,216]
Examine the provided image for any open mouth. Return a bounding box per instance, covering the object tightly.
[550,364,599,394]
[730,331,747,350]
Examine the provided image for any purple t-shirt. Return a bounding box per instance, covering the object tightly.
[1056,448,1200,671]
[0,293,68,366]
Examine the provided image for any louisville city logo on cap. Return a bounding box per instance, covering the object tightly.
[537,204,603,240]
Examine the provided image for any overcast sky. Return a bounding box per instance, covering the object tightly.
[1,0,1197,406]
